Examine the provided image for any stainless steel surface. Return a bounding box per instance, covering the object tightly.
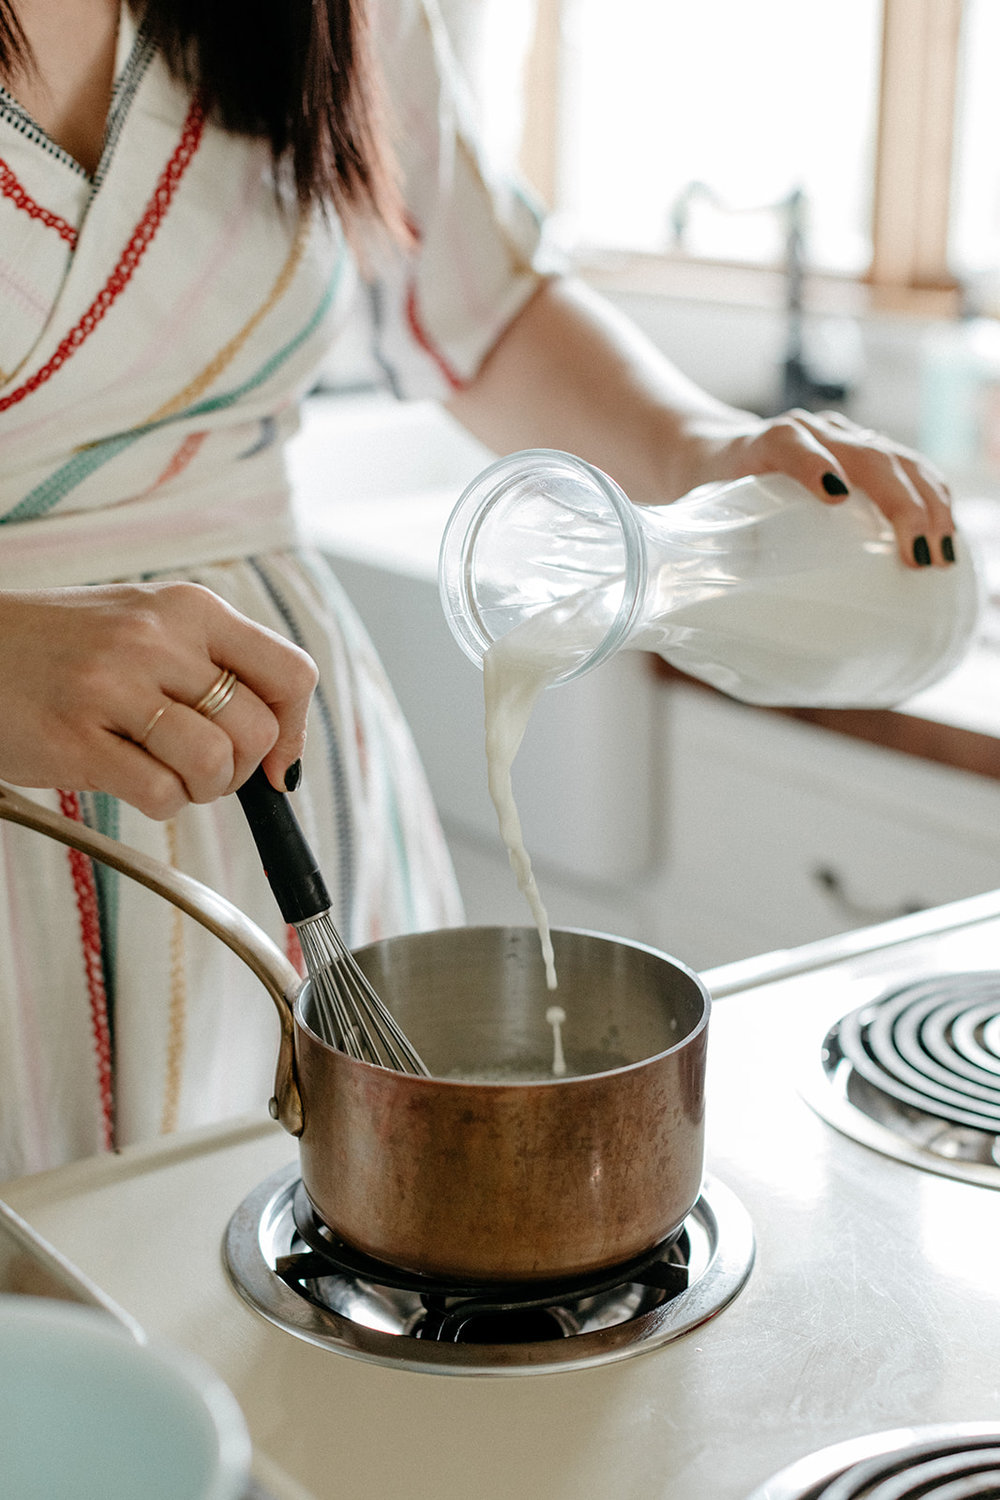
[743,1423,1000,1499]
[0,1200,292,1500]
[7,903,1000,1498]
[0,780,711,1282]
[0,1200,140,1332]
[222,1163,754,1375]
[703,885,1000,998]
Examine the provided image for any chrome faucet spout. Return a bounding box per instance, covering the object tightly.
[666,179,854,414]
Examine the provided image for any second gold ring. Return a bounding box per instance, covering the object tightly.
[193,667,239,721]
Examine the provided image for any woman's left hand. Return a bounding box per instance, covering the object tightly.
[672,405,956,569]
[448,276,957,569]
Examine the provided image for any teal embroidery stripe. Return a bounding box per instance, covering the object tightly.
[80,790,120,1043]
[91,793,120,975]
[1,245,345,525]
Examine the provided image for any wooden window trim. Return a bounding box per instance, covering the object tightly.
[867,0,963,294]
[519,0,966,316]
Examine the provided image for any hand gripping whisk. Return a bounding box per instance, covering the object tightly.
[236,766,430,1075]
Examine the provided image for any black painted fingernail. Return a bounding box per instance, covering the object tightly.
[821,472,849,496]
[284,759,302,792]
[913,535,932,567]
[941,534,956,564]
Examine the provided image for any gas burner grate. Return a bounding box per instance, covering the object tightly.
[803,972,1000,1188]
[744,1424,1000,1499]
[223,1163,754,1374]
[279,1181,689,1343]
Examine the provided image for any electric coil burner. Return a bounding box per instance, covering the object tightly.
[802,971,1000,1188]
[744,1423,1000,1498]
[223,1163,754,1374]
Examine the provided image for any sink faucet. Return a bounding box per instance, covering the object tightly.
[669,181,852,414]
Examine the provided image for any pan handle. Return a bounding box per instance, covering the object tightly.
[0,781,304,1136]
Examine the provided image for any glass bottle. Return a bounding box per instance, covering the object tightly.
[438,449,980,708]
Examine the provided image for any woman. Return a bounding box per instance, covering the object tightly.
[0,0,955,1180]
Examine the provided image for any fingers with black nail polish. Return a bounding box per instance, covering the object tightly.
[821,472,849,497]
[913,536,932,567]
[941,535,956,564]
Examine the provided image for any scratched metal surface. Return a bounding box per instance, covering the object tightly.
[5,911,1000,1500]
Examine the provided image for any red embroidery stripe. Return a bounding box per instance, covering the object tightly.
[146,429,208,493]
[404,282,464,392]
[0,99,206,415]
[0,157,78,246]
[58,792,114,1151]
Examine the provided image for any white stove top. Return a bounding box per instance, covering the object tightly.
[5,897,1000,1500]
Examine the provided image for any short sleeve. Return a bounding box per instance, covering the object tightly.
[366,0,564,399]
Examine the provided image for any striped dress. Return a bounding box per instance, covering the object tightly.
[0,1,553,1180]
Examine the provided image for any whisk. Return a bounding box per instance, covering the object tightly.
[236,766,430,1075]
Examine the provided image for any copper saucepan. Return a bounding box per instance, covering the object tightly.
[0,782,709,1282]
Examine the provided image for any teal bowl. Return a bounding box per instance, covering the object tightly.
[0,1296,251,1500]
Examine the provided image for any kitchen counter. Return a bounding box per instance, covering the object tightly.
[4,888,1000,1500]
[290,394,1000,782]
[655,648,1000,782]
[287,394,1000,967]
[655,491,1000,778]
[293,387,1000,786]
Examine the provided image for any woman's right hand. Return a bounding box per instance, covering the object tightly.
[0,582,318,819]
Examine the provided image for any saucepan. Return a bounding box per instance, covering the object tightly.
[0,781,709,1283]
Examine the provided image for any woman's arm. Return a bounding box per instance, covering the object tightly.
[446,276,955,569]
[0,582,317,818]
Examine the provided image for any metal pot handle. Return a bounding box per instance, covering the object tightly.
[0,781,304,1135]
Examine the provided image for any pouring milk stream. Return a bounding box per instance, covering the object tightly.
[443,449,982,1048]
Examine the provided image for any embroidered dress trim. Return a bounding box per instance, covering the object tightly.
[145,215,312,424]
[57,792,114,1152]
[0,16,154,190]
[0,244,345,533]
[0,97,206,414]
[404,281,463,391]
[93,19,157,190]
[0,156,78,246]
[0,90,90,178]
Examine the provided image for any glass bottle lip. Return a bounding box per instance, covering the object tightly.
[438,448,647,684]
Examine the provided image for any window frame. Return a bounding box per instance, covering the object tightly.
[518,0,964,318]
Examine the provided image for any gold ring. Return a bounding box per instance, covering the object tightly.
[139,703,170,747]
[193,667,239,721]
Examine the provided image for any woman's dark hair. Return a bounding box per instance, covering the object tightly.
[0,0,406,237]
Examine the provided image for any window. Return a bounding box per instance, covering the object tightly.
[952,0,1000,291]
[554,0,881,276]
[515,0,976,310]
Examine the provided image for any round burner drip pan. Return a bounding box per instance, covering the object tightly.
[802,972,1000,1190]
[223,1165,754,1375]
[744,1422,1000,1498]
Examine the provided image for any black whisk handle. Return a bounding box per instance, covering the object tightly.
[236,765,331,925]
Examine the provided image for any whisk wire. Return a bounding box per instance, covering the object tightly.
[297,915,431,1075]
[236,766,430,1077]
